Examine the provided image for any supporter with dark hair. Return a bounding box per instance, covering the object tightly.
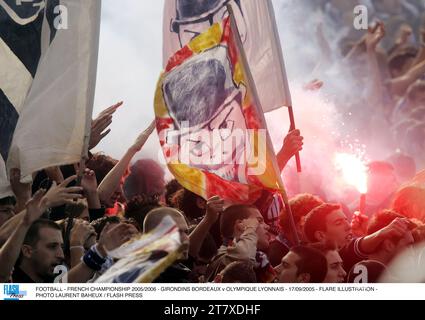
[125,195,162,230]
[310,241,347,283]
[164,179,182,207]
[274,245,327,283]
[303,203,415,273]
[13,219,64,283]
[205,205,273,283]
[268,193,323,267]
[0,196,16,229]
[172,189,222,247]
[215,261,257,283]
[171,188,206,222]
[347,210,415,282]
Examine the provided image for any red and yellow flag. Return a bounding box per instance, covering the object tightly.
[155,17,281,203]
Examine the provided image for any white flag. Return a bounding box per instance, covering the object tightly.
[0,0,101,198]
[163,0,292,113]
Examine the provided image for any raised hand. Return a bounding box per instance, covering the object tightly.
[378,217,412,239]
[240,217,259,232]
[129,120,156,153]
[365,21,386,51]
[98,101,123,118]
[22,189,47,226]
[41,175,83,211]
[80,169,98,195]
[282,130,304,158]
[205,196,224,223]
[89,101,123,150]
[351,211,369,238]
[69,219,96,247]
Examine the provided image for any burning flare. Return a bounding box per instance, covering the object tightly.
[334,153,368,194]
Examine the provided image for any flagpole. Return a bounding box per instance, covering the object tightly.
[65,1,101,255]
[227,4,300,245]
[265,0,302,173]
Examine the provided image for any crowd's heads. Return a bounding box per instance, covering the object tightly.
[65,200,89,221]
[86,153,125,208]
[164,179,183,207]
[171,188,206,221]
[367,161,398,202]
[274,245,327,283]
[220,205,270,252]
[124,159,165,200]
[20,219,64,282]
[143,207,189,259]
[86,153,118,184]
[387,153,417,183]
[217,261,257,283]
[310,241,346,283]
[125,195,162,230]
[91,216,122,240]
[303,203,351,249]
[0,196,16,228]
[279,193,323,242]
[392,185,425,221]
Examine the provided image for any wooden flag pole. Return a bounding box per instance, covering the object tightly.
[265,0,301,173]
[227,4,300,245]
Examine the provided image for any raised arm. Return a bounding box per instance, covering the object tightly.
[188,196,223,259]
[0,175,83,246]
[0,189,46,282]
[97,121,156,204]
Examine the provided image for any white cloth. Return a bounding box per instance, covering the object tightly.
[0,0,101,198]
[163,0,292,112]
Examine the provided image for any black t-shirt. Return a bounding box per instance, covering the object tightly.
[339,238,368,274]
[11,267,36,283]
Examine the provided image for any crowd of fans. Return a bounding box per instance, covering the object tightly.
[1,0,425,284]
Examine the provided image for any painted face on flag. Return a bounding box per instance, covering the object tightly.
[162,46,248,181]
[170,0,246,48]
[0,0,46,24]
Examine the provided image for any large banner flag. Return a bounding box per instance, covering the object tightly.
[0,0,101,197]
[155,16,282,203]
[163,0,292,113]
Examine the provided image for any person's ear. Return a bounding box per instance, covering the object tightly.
[298,273,311,283]
[196,198,206,210]
[234,219,244,235]
[314,230,327,242]
[21,245,33,259]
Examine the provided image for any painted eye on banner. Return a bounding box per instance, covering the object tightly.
[0,0,46,23]
[219,120,235,140]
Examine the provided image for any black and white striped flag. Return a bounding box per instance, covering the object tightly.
[0,0,101,197]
